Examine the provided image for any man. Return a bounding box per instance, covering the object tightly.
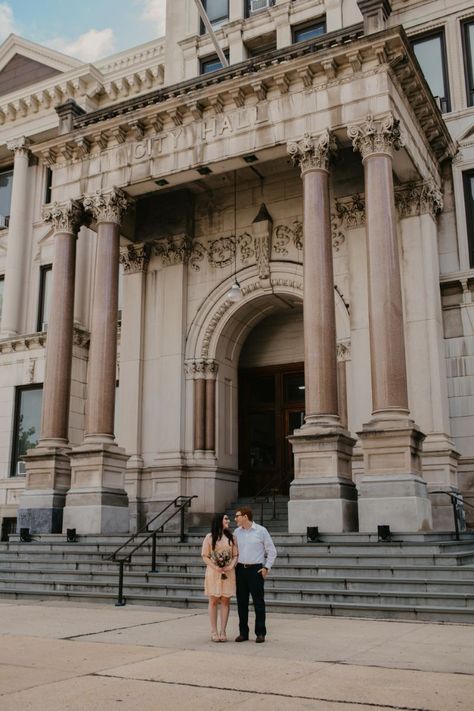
[233,506,277,643]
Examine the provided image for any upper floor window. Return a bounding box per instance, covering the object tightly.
[462,19,474,107]
[200,52,229,74]
[0,275,4,325]
[293,20,326,44]
[201,0,229,33]
[44,167,53,204]
[411,31,450,113]
[0,168,13,229]
[37,264,52,332]
[246,0,275,16]
[463,169,474,268]
[11,385,43,477]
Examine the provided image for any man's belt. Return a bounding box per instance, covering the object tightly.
[237,563,264,568]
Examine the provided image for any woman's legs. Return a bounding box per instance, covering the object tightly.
[208,596,220,638]
[220,597,230,639]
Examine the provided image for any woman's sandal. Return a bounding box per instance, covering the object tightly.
[211,632,220,642]
[219,632,227,642]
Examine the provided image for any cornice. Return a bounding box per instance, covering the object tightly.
[28,24,454,169]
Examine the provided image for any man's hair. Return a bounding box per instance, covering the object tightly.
[237,506,253,521]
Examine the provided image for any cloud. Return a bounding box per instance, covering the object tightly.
[46,28,116,62]
[139,0,166,36]
[0,2,16,42]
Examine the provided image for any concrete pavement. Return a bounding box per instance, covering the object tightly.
[0,599,473,710]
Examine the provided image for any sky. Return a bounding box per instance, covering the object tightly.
[0,0,167,62]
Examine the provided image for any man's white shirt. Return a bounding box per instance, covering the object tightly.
[234,522,277,570]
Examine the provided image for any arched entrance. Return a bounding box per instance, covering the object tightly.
[238,308,304,496]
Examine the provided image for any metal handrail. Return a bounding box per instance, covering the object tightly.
[253,474,286,524]
[107,495,197,606]
[431,490,473,541]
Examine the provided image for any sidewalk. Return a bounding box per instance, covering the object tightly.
[0,599,473,710]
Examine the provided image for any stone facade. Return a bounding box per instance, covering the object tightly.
[0,1,473,535]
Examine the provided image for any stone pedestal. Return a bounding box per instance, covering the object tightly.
[357,420,432,532]
[423,433,460,530]
[64,444,129,533]
[288,428,357,533]
[18,448,71,533]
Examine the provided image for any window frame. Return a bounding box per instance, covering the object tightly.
[463,169,474,269]
[0,166,14,228]
[462,18,474,108]
[200,0,229,33]
[292,19,327,44]
[36,263,52,332]
[410,28,451,113]
[0,274,4,326]
[200,51,229,74]
[10,384,43,477]
[245,0,275,18]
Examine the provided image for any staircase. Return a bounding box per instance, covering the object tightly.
[1,526,474,623]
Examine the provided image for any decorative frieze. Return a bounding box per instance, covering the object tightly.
[348,113,404,159]
[153,234,205,270]
[395,180,443,218]
[119,243,151,274]
[287,130,337,174]
[43,199,84,236]
[184,360,219,379]
[82,188,132,225]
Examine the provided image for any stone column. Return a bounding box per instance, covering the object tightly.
[1,137,31,337]
[194,375,206,452]
[205,361,218,452]
[348,113,432,532]
[64,188,133,534]
[286,131,357,533]
[118,243,151,532]
[18,200,84,534]
[191,360,218,453]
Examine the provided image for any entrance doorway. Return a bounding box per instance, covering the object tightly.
[238,363,304,496]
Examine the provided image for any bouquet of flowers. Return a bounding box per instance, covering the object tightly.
[210,549,231,580]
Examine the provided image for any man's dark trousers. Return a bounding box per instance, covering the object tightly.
[236,563,266,637]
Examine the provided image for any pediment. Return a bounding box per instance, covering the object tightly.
[0,34,82,96]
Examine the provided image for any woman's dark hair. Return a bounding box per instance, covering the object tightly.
[211,513,234,550]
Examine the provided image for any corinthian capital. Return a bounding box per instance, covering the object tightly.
[42,199,84,235]
[119,243,151,274]
[287,130,337,174]
[348,113,404,159]
[82,187,132,225]
[6,136,30,156]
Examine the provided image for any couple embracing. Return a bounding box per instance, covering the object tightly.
[201,507,277,643]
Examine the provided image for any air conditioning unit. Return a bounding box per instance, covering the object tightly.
[17,461,26,476]
[41,321,48,332]
[250,0,271,12]
[0,214,7,229]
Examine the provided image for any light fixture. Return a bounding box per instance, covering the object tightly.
[243,153,258,163]
[66,528,78,543]
[19,527,32,542]
[155,178,169,187]
[377,525,392,542]
[197,166,212,175]
[307,526,320,543]
[227,170,243,302]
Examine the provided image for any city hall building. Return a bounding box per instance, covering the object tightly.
[0,0,473,538]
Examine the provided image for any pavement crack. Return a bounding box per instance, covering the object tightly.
[62,611,204,640]
[94,673,433,711]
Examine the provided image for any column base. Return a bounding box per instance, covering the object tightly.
[64,443,129,534]
[422,433,460,531]
[288,427,357,533]
[357,420,432,533]
[17,447,72,534]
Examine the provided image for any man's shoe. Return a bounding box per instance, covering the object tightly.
[255,635,265,643]
[234,634,249,642]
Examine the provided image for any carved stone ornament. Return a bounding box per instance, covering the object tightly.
[119,243,151,274]
[82,187,132,224]
[153,234,205,270]
[6,136,30,155]
[287,130,337,173]
[336,341,351,362]
[395,180,443,218]
[42,199,84,235]
[272,221,303,256]
[184,359,218,379]
[348,113,404,159]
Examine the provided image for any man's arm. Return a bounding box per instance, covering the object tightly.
[262,528,277,570]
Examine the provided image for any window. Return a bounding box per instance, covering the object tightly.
[411,31,450,113]
[200,52,229,74]
[0,275,4,325]
[463,170,474,268]
[11,385,43,476]
[37,264,52,332]
[462,19,474,107]
[293,20,326,44]
[201,0,229,33]
[44,167,53,204]
[0,168,13,229]
[245,0,275,16]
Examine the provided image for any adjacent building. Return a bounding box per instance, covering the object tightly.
[0,0,473,539]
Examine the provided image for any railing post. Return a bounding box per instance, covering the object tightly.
[451,495,460,541]
[150,531,157,572]
[116,560,126,606]
[180,505,186,543]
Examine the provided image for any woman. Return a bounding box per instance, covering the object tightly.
[201,513,238,642]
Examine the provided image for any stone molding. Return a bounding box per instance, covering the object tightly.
[153,234,206,270]
[6,136,31,155]
[348,113,404,159]
[42,199,84,236]
[82,187,132,225]
[287,130,337,174]
[184,359,218,379]
[395,180,443,218]
[119,243,151,274]
[336,341,351,362]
